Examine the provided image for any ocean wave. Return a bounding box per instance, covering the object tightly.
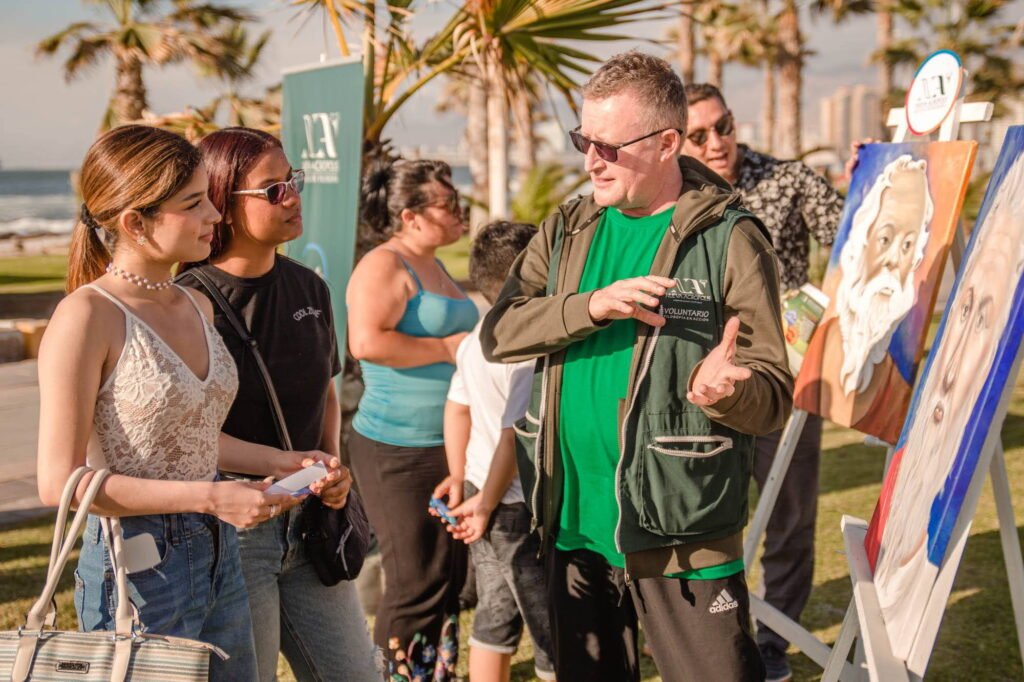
[0,193,77,222]
[0,217,76,237]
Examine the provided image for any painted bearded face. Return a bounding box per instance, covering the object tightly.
[836,164,931,396]
[874,154,1024,657]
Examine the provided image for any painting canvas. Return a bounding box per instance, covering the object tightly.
[864,126,1024,660]
[794,141,977,443]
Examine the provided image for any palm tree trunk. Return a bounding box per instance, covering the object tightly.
[708,52,724,88]
[363,1,376,130]
[877,7,894,130]
[468,77,489,235]
[678,6,696,84]
[776,0,802,158]
[113,53,146,124]
[486,66,509,220]
[513,88,536,177]
[762,60,775,153]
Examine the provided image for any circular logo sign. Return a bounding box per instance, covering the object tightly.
[905,50,963,136]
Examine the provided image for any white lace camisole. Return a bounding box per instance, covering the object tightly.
[85,284,239,481]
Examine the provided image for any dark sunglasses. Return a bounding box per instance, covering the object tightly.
[686,113,735,147]
[569,127,681,163]
[416,190,468,223]
[233,169,305,205]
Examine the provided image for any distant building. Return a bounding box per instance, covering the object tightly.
[818,84,883,160]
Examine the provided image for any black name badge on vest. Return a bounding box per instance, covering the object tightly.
[659,277,716,344]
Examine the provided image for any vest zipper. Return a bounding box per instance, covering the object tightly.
[614,324,661,553]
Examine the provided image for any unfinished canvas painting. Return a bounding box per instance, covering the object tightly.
[865,126,1024,660]
[794,141,977,443]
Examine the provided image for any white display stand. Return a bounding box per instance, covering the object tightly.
[745,86,1024,677]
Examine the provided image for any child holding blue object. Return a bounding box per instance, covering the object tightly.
[432,221,557,682]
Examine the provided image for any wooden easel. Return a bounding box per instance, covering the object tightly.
[745,89,1024,678]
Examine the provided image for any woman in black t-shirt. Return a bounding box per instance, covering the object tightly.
[179,127,378,682]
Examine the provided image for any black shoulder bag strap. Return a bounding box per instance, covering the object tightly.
[186,269,293,451]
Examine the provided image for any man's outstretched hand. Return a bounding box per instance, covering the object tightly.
[687,317,752,407]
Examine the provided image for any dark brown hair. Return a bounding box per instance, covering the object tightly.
[582,51,688,132]
[67,125,202,292]
[182,126,282,268]
[683,83,727,109]
[470,221,537,304]
[361,158,455,240]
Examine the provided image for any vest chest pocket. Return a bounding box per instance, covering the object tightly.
[637,431,747,538]
[648,435,733,458]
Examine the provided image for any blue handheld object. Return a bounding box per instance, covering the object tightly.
[430,497,458,525]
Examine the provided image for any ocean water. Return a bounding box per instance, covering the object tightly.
[0,170,77,237]
[0,167,475,238]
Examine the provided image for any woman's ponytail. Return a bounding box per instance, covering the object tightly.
[65,204,110,292]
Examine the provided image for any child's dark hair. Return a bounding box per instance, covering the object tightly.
[361,158,455,240]
[470,221,537,304]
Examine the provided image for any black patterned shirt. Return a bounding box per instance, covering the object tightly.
[733,144,845,291]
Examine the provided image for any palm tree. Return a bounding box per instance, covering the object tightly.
[449,0,672,218]
[882,0,1024,112]
[510,161,588,226]
[677,0,697,83]
[37,0,253,129]
[775,0,802,158]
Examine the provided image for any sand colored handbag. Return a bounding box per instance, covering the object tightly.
[0,467,226,681]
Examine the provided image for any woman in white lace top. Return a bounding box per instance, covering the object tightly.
[35,125,309,679]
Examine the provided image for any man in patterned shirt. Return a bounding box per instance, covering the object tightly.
[681,82,858,682]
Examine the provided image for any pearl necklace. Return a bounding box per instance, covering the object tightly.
[105,262,174,291]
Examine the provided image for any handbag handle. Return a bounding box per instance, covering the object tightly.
[16,467,141,681]
[24,468,115,631]
[184,268,293,451]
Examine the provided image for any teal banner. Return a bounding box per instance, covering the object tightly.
[281,57,365,362]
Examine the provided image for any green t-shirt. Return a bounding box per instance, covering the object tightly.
[555,206,742,581]
[556,206,670,566]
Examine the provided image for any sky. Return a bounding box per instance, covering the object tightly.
[0,0,906,169]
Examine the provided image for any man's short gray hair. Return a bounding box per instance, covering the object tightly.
[581,51,687,132]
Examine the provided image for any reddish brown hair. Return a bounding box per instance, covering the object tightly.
[180,127,282,270]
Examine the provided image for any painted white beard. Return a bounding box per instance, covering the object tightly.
[836,268,916,396]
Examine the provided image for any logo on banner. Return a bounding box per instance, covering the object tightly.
[905,50,963,136]
[301,112,341,184]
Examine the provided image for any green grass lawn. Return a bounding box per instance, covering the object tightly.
[0,254,67,293]
[0,241,471,296]
[6,382,1024,681]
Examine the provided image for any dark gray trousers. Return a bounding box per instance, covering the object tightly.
[752,414,822,653]
[547,547,765,682]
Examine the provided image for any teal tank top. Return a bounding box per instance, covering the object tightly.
[353,252,479,446]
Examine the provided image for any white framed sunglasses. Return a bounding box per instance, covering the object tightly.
[232,169,305,205]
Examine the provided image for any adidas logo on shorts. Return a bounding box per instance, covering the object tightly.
[709,588,739,614]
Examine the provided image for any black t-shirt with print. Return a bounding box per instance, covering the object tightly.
[180,254,342,453]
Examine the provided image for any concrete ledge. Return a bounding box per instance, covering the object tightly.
[0,291,64,319]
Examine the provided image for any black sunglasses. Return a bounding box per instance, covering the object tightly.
[686,112,735,147]
[569,127,681,163]
[232,169,305,205]
[415,189,468,223]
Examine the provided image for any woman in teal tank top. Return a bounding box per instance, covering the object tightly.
[346,159,478,681]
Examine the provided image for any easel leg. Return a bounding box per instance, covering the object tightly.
[822,601,859,682]
[989,443,1024,667]
[745,409,809,567]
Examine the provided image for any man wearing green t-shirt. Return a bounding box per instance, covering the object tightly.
[481,51,793,682]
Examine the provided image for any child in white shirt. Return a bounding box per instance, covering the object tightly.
[432,221,555,682]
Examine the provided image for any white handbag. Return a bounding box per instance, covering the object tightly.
[0,467,227,681]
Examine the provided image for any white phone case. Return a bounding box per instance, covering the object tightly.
[267,462,328,496]
[123,532,162,573]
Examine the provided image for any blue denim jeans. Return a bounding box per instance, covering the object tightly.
[236,510,380,682]
[75,513,258,681]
